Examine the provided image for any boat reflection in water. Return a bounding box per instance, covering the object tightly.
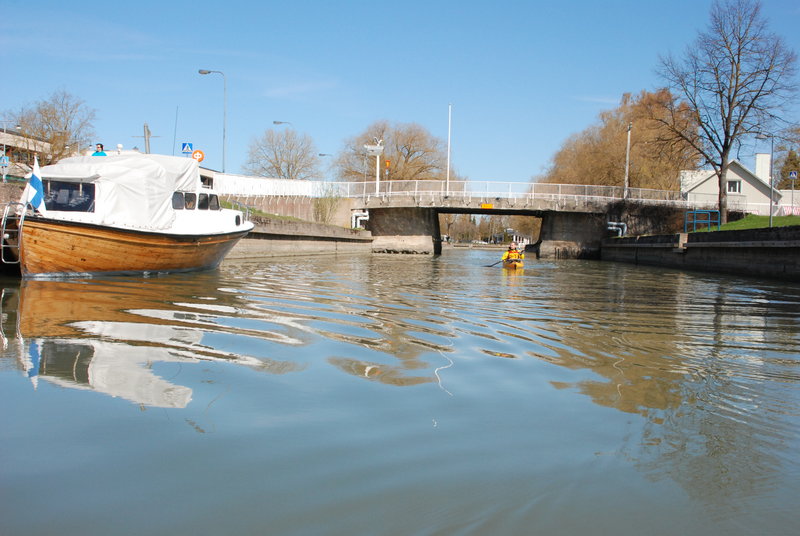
[22,338,193,408]
[1,275,302,408]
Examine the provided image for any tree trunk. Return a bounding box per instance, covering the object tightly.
[718,160,729,224]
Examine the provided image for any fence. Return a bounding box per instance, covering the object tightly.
[213,174,791,215]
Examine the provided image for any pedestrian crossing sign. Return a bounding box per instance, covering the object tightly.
[181,142,193,154]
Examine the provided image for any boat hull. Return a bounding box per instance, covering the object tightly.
[17,217,250,278]
[502,260,524,269]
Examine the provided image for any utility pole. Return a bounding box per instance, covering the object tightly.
[624,122,632,198]
[132,122,160,154]
[446,103,452,196]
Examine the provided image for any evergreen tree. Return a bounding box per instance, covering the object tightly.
[777,149,800,189]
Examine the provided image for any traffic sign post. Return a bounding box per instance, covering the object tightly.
[1,155,8,183]
[181,142,193,155]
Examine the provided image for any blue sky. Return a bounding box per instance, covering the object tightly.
[3,0,799,182]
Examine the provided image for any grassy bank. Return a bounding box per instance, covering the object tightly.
[718,214,800,231]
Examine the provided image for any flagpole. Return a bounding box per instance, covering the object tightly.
[446,103,452,197]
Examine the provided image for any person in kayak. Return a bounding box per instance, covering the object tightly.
[501,243,524,262]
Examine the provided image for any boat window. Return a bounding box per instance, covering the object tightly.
[184,193,196,210]
[208,194,220,210]
[198,193,209,210]
[172,192,185,209]
[43,180,95,212]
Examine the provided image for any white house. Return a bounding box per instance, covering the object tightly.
[680,154,782,216]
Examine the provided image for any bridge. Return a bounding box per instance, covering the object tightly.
[213,175,715,258]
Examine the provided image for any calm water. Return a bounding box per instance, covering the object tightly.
[1,250,799,536]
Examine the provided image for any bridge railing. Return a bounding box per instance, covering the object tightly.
[215,173,743,209]
[322,179,689,204]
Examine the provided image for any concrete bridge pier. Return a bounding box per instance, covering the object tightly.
[537,211,605,259]
[366,207,441,254]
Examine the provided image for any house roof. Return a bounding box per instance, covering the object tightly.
[680,159,780,199]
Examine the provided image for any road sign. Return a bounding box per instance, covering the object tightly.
[790,170,798,180]
[181,142,193,154]
[0,156,8,167]
[191,150,205,162]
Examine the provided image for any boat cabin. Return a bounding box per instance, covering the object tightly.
[31,153,235,233]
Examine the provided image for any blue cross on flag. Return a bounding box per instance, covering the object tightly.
[25,157,47,214]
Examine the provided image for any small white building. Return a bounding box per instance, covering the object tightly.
[680,154,782,216]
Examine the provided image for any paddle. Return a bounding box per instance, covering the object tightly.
[487,255,525,267]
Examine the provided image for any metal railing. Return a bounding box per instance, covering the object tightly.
[214,175,783,214]
[304,180,688,203]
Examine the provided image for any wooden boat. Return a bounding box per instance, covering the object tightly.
[502,259,524,269]
[1,153,253,278]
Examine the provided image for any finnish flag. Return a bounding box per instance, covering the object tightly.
[24,157,47,214]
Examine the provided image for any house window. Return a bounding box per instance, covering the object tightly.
[727,180,742,193]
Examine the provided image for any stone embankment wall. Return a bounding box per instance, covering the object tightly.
[226,217,373,260]
[537,203,691,260]
[601,226,800,281]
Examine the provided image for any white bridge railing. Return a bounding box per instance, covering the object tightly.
[214,174,689,204]
[214,174,786,215]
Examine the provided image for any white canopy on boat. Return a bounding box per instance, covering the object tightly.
[36,153,200,231]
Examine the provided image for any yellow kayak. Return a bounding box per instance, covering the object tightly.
[502,259,524,269]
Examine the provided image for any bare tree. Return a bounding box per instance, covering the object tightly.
[655,0,797,222]
[244,127,320,180]
[336,120,447,182]
[9,89,96,165]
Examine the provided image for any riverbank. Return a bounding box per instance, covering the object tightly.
[601,226,800,281]
[226,217,373,260]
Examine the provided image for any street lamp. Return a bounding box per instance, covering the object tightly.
[623,122,632,198]
[273,121,291,126]
[318,153,332,157]
[756,132,775,228]
[446,103,452,196]
[198,69,227,172]
[363,138,383,194]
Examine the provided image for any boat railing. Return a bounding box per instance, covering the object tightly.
[1,202,29,265]
[230,200,251,222]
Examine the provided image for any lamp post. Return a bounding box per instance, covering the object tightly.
[756,132,775,228]
[623,122,632,199]
[318,153,332,181]
[273,121,291,126]
[446,103,452,197]
[198,69,227,172]
[363,139,383,194]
